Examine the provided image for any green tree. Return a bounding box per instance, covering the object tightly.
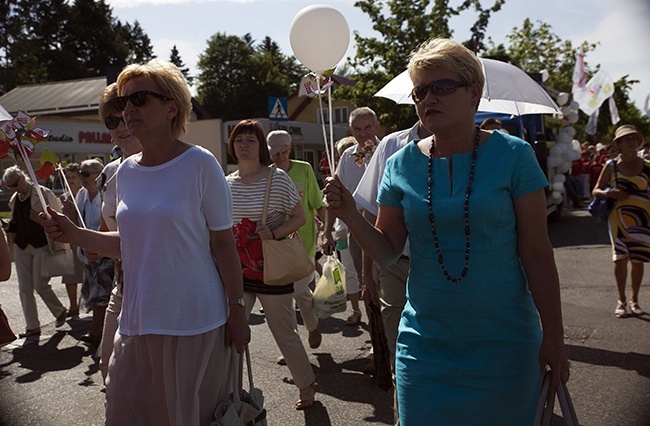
[196,33,303,120]
[0,0,154,94]
[169,44,193,85]
[339,0,504,131]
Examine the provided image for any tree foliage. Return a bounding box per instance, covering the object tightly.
[339,0,504,132]
[169,44,193,86]
[485,19,649,142]
[195,33,304,121]
[0,0,154,94]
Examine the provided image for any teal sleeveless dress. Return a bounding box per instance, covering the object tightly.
[378,132,547,425]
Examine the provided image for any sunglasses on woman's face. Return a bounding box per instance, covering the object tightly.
[80,171,97,178]
[104,115,124,130]
[113,90,172,112]
[411,79,468,103]
[5,176,21,188]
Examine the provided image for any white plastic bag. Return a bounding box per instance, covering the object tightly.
[313,254,347,319]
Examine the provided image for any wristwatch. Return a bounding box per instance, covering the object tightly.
[229,297,245,307]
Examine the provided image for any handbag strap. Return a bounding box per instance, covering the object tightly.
[228,346,243,403]
[610,159,618,188]
[261,169,273,226]
[534,370,579,426]
[245,344,255,391]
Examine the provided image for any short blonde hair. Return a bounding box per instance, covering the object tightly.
[408,38,485,95]
[116,59,192,138]
[98,83,119,121]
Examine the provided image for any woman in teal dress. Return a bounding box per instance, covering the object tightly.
[324,38,569,425]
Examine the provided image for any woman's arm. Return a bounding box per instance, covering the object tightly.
[0,229,11,281]
[210,229,250,353]
[39,206,121,259]
[257,200,306,240]
[325,175,407,267]
[592,160,628,201]
[514,189,569,388]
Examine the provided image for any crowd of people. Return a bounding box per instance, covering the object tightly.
[0,36,646,426]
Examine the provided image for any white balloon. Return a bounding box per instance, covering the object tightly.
[557,132,571,145]
[565,126,576,138]
[551,191,563,204]
[552,174,566,183]
[289,5,350,73]
[571,150,582,161]
[569,101,580,112]
[568,111,579,124]
[552,182,565,192]
[561,106,572,117]
[549,145,562,157]
[558,162,570,174]
[571,139,581,151]
[556,92,569,106]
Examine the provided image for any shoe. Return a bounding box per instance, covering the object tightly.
[277,355,287,365]
[55,309,68,327]
[346,310,362,326]
[363,356,375,375]
[615,300,627,318]
[628,301,644,316]
[308,327,322,349]
[295,382,317,410]
[18,328,41,338]
[80,333,102,346]
[66,308,79,317]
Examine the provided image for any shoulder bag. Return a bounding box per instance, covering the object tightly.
[261,169,315,286]
[0,305,17,347]
[588,160,618,221]
[534,370,579,426]
[40,244,75,278]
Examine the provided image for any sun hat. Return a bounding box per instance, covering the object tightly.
[612,124,643,152]
[267,130,292,155]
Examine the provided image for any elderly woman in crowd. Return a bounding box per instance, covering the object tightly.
[226,119,317,410]
[40,59,249,425]
[324,38,568,425]
[94,82,143,380]
[3,166,67,337]
[60,163,84,317]
[593,124,649,318]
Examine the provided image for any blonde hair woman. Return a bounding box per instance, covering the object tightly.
[325,38,568,425]
[40,59,249,425]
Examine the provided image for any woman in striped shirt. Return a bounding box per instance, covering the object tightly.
[226,119,317,410]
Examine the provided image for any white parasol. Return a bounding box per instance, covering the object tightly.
[374,58,561,116]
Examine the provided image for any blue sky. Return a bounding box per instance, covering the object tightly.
[106,0,650,113]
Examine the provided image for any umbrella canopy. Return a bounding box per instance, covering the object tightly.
[374,58,560,116]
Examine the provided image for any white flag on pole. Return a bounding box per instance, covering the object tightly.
[573,70,615,116]
[571,47,586,97]
[608,96,620,125]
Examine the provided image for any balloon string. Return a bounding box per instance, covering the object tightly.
[56,165,86,229]
[316,76,335,176]
[15,141,48,216]
[327,84,336,172]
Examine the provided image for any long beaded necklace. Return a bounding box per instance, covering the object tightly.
[427,126,480,283]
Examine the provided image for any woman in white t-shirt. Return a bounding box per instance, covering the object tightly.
[225,119,317,410]
[40,59,250,425]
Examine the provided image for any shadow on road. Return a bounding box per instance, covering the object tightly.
[548,209,610,248]
[567,343,650,378]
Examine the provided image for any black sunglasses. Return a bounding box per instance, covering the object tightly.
[80,171,98,178]
[113,90,172,111]
[411,79,469,103]
[104,115,124,130]
[5,176,21,188]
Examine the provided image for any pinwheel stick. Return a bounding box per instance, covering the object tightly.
[56,166,86,229]
[315,75,337,172]
[14,140,49,216]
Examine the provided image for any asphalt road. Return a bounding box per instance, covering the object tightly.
[0,207,649,426]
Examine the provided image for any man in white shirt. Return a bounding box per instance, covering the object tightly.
[353,120,430,425]
[324,107,380,326]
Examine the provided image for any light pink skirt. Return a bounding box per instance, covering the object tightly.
[105,326,229,426]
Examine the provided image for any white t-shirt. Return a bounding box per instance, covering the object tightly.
[353,123,419,258]
[116,145,233,336]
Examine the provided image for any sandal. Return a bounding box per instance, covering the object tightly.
[18,328,41,338]
[628,301,644,316]
[295,382,317,410]
[615,300,627,318]
[346,310,362,326]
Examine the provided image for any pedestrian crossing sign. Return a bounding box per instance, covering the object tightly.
[269,97,288,121]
